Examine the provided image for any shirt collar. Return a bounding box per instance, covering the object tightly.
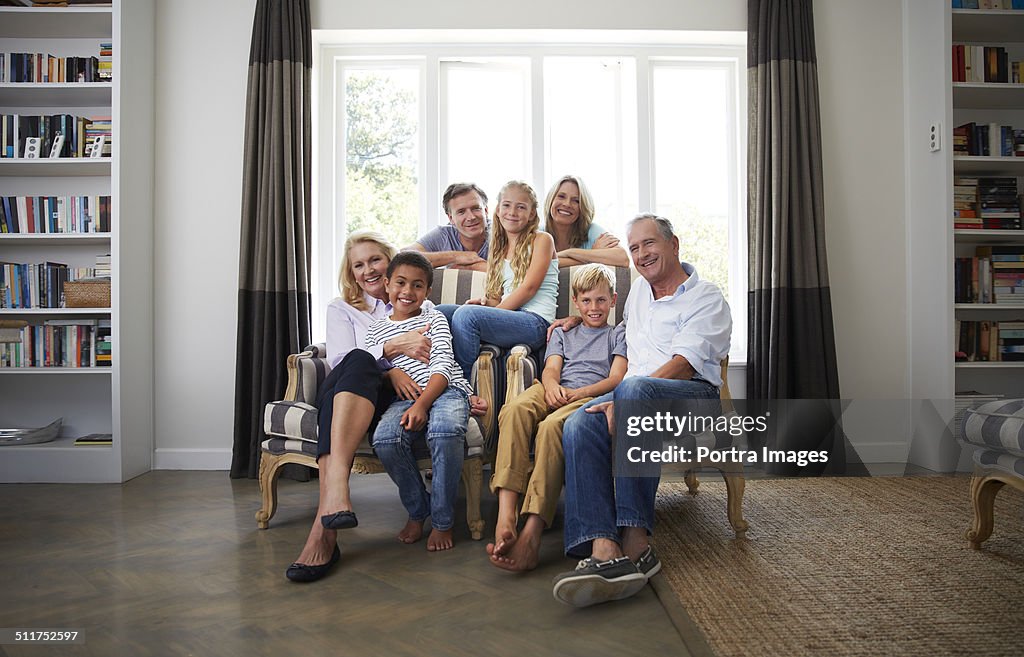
[364,291,388,312]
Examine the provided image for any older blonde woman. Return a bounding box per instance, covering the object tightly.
[542,174,628,268]
[287,230,482,582]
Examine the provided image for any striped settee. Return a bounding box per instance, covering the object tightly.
[960,399,1024,549]
[257,264,748,539]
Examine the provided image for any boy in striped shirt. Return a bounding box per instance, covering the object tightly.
[365,251,473,552]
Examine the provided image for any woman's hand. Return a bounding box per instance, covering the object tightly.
[593,232,620,250]
[466,297,486,305]
[384,325,432,363]
[400,403,428,431]
[387,368,422,401]
[546,315,582,341]
[469,395,488,417]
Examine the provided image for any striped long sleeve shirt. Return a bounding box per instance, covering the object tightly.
[365,306,473,396]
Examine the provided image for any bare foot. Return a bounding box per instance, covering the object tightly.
[491,488,519,556]
[469,395,489,417]
[486,527,517,561]
[427,528,454,551]
[397,518,424,544]
[489,516,542,572]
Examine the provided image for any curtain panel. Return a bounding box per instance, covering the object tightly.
[747,0,856,475]
[231,0,313,479]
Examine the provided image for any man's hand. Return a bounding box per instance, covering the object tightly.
[450,251,486,268]
[544,383,569,410]
[387,368,422,401]
[400,403,428,431]
[585,400,615,437]
[546,316,582,341]
[564,388,587,404]
[592,232,620,249]
[385,325,431,363]
[469,395,488,417]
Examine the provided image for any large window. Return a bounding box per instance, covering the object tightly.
[316,34,747,361]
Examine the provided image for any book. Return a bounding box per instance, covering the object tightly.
[74,433,112,446]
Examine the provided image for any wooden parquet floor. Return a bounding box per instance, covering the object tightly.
[0,471,693,657]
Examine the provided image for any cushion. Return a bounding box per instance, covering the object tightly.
[961,399,1024,457]
[972,446,1024,479]
[264,400,318,443]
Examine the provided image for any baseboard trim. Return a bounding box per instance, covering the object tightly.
[154,448,231,470]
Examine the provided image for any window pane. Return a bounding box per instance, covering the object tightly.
[651,64,733,301]
[442,60,530,219]
[544,57,638,239]
[343,67,420,248]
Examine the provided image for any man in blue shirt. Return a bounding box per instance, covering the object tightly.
[406,182,490,271]
[550,213,733,608]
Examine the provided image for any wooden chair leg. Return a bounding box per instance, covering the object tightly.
[684,469,700,495]
[722,471,749,538]
[967,474,1005,549]
[462,458,484,540]
[256,452,286,530]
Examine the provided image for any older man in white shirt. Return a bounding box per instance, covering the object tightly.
[551,214,732,608]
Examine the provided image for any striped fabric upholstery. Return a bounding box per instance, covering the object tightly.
[290,343,328,405]
[961,399,1024,457]
[972,447,1024,479]
[428,268,487,305]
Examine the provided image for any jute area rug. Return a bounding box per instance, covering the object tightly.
[653,476,1022,657]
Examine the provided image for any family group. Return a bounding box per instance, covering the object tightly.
[285,176,732,609]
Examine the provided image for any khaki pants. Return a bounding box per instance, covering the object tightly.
[490,382,592,527]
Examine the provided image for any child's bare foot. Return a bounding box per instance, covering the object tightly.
[490,488,519,556]
[487,527,517,559]
[397,518,424,544]
[489,515,542,572]
[427,528,454,551]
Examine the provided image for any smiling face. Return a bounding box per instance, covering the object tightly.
[384,263,430,320]
[446,190,488,241]
[548,181,581,229]
[497,186,537,236]
[348,241,390,301]
[627,218,679,287]
[573,284,616,328]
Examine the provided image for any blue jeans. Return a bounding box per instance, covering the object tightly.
[451,305,549,380]
[435,304,458,329]
[372,386,469,531]
[562,376,720,558]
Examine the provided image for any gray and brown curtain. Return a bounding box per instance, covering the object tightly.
[231,0,312,479]
[748,0,858,474]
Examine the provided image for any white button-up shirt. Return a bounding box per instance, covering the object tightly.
[623,262,732,387]
[324,291,435,369]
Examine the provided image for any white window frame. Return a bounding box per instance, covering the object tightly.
[313,30,747,362]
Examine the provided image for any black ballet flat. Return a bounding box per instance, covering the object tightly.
[320,510,359,530]
[285,544,340,583]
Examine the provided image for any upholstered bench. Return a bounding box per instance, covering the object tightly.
[960,398,1024,549]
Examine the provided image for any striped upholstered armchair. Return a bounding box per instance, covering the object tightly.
[257,268,497,539]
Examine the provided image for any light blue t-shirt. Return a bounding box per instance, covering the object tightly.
[416,225,489,259]
[502,258,559,323]
[581,222,608,250]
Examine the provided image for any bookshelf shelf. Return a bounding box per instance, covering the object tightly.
[955,361,1024,369]
[952,83,1024,109]
[952,9,1024,43]
[0,82,112,108]
[0,233,111,244]
[0,367,112,375]
[0,158,111,177]
[0,308,110,315]
[953,229,1024,242]
[953,156,1024,174]
[0,7,112,39]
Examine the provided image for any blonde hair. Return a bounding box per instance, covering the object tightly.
[485,180,541,301]
[338,230,397,311]
[571,263,615,298]
[542,174,596,249]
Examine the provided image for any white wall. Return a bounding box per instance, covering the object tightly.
[152,0,914,467]
[152,0,254,468]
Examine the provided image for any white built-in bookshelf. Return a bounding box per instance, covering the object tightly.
[0,1,154,483]
[950,6,1024,401]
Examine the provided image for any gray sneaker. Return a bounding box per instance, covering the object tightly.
[634,545,661,580]
[552,556,647,608]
